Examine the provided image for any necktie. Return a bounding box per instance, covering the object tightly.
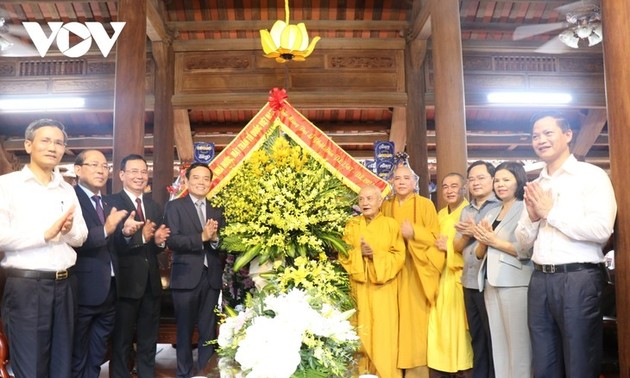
[196,200,205,227]
[92,195,105,225]
[197,200,209,267]
[135,198,145,222]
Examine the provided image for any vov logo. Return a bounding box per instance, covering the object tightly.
[22,22,126,58]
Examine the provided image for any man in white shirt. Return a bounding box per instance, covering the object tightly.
[0,119,88,378]
[516,112,617,378]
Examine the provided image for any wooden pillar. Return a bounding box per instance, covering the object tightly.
[112,0,147,192]
[0,139,19,175]
[602,0,630,375]
[151,41,175,207]
[431,0,468,209]
[405,38,430,198]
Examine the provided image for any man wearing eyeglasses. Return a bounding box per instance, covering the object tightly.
[71,150,136,378]
[106,154,170,378]
[0,119,88,378]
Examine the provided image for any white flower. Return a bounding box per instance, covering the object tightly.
[235,316,302,378]
[217,269,360,377]
[218,308,255,347]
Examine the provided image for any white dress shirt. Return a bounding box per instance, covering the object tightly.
[516,155,617,265]
[0,166,88,270]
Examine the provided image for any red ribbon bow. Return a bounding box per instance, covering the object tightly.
[268,87,288,111]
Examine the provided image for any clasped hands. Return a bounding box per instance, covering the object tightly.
[523,181,554,222]
[472,219,496,247]
[121,211,171,245]
[455,217,496,247]
[360,237,373,259]
[45,204,76,242]
[201,219,219,242]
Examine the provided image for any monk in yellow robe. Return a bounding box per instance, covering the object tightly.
[427,173,473,376]
[381,165,444,378]
[341,185,406,378]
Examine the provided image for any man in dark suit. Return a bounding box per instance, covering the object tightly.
[107,154,170,378]
[72,149,131,378]
[164,162,225,378]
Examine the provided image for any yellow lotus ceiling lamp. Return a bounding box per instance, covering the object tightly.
[259,0,320,63]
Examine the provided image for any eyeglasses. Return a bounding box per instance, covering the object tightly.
[124,169,149,176]
[81,162,110,170]
[35,137,65,148]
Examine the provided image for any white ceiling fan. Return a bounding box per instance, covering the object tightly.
[0,9,38,57]
[513,0,602,54]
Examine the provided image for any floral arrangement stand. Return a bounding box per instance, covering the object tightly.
[217,258,359,378]
[203,89,391,378]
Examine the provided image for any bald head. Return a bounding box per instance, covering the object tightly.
[74,149,109,193]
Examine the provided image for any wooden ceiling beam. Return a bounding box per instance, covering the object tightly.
[408,0,432,41]
[172,92,408,109]
[169,20,407,32]
[172,38,405,52]
[146,0,172,43]
[173,108,194,162]
[389,107,407,152]
[572,109,608,158]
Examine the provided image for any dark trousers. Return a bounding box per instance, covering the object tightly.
[1,276,75,378]
[109,281,161,378]
[528,268,604,378]
[72,278,116,378]
[463,288,494,378]
[172,269,220,378]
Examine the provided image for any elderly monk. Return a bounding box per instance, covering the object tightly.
[341,184,406,378]
[381,165,443,378]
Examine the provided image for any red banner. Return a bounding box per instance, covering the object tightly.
[206,88,389,197]
[207,104,276,197]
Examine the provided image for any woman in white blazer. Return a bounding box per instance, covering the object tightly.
[473,161,534,378]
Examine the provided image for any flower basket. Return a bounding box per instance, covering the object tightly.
[216,258,359,378]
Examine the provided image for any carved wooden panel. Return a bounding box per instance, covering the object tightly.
[52,78,115,93]
[87,62,117,75]
[493,56,557,72]
[558,57,604,73]
[462,55,493,71]
[292,72,398,90]
[0,63,16,77]
[328,54,396,69]
[175,49,403,96]
[0,80,49,94]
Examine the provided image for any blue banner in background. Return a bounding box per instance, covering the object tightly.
[374,141,395,162]
[194,142,215,164]
[374,141,395,179]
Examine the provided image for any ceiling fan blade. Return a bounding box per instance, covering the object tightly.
[555,0,599,15]
[534,36,575,54]
[513,22,567,40]
[5,23,29,37]
[0,34,38,57]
